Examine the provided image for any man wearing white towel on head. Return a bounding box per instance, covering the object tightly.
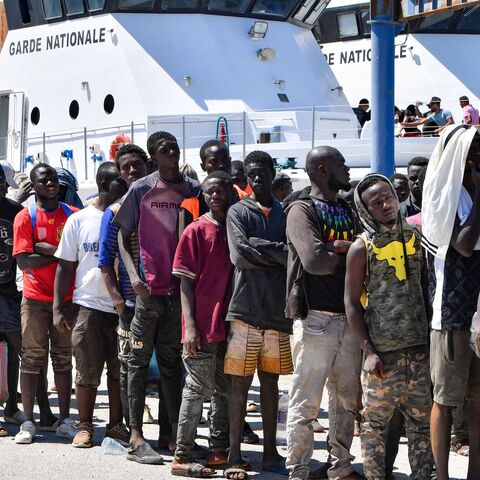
[422,124,480,480]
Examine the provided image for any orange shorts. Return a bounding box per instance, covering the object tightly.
[224,320,293,377]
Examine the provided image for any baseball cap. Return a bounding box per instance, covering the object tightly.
[359,98,369,106]
[427,96,441,107]
[459,95,469,102]
[0,161,20,188]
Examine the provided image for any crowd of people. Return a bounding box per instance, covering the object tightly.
[353,95,480,138]
[0,125,479,480]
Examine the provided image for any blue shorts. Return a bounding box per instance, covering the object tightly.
[0,294,21,333]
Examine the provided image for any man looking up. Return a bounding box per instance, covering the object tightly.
[13,164,79,444]
[115,131,200,464]
[225,151,292,479]
[54,163,128,448]
[98,144,148,434]
[285,146,362,480]
[344,174,434,480]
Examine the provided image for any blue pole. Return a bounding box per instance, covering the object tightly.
[370,0,396,176]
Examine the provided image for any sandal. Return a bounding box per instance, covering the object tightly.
[172,461,216,478]
[246,401,258,413]
[224,467,248,480]
[0,426,7,437]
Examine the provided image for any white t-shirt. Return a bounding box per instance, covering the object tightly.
[55,205,115,313]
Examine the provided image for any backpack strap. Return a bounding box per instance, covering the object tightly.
[28,203,37,231]
[59,202,73,218]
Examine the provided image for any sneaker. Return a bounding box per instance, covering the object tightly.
[105,422,130,446]
[127,442,164,464]
[56,418,76,439]
[14,421,36,444]
[72,422,94,448]
[143,404,154,424]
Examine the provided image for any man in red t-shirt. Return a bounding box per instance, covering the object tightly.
[172,170,233,477]
[13,164,79,444]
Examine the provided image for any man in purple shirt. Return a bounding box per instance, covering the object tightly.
[460,96,480,126]
[115,131,200,464]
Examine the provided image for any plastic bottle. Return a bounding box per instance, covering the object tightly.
[276,391,289,447]
[101,437,127,455]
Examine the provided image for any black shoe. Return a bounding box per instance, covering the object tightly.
[242,422,259,444]
[127,442,164,464]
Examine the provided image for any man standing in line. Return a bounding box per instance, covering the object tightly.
[344,174,434,479]
[115,131,200,463]
[53,163,128,448]
[422,126,480,480]
[286,146,362,480]
[402,157,429,217]
[13,164,79,444]
[225,151,292,479]
[98,144,148,434]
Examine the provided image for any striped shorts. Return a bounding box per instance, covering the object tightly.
[224,320,293,377]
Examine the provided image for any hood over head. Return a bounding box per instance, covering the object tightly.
[56,168,84,209]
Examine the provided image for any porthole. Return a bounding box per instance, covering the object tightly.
[104,94,115,114]
[30,107,40,125]
[69,100,79,119]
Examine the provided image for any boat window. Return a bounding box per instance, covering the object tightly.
[19,0,32,23]
[31,107,40,126]
[456,6,480,32]
[415,10,455,31]
[87,0,106,11]
[360,9,370,34]
[337,12,358,37]
[251,0,297,17]
[64,0,85,15]
[119,0,155,10]
[304,1,328,25]
[69,100,79,120]
[43,0,63,19]
[104,95,115,114]
[162,0,199,8]
[207,0,251,14]
[293,0,316,21]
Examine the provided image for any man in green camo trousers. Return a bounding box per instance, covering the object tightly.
[344,174,434,480]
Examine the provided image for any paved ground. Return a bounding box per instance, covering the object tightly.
[0,373,469,480]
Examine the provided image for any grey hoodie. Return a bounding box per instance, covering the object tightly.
[226,196,291,333]
[354,174,428,352]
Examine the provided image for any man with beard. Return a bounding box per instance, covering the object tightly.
[285,146,363,480]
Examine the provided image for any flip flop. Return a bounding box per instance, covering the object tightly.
[262,457,289,476]
[172,462,216,478]
[224,467,248,480]
[0,426,8,437]
[39,418,61,432]
[4,410,26,425]
[246,401,258,413]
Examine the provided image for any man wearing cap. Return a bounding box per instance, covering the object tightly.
[273,173,293,203]
[402,97,454,134]
[460,96,480,126]
[353,99,371,128]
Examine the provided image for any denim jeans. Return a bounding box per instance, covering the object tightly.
[286,311,361,480]
[175,341,230,460]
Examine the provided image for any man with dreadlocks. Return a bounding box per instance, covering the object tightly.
[344,174,434,480]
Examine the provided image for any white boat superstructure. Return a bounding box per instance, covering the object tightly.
[0,0,437,196]
[315,0,480,119]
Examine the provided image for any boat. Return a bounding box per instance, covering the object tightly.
[0,0,437,197]
[315,0,480,120]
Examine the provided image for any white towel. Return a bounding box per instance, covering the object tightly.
[422,125,478,260]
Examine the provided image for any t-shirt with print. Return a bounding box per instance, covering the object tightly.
[98,202,139,303]
[173,214,232,344]
[427,109,453,127]
[13,203,79,302]
[0,197,23,297]
[114,172,200,296]
[306,196,357,313]
[56,205,115,313]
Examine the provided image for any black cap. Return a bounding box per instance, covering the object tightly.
[459,95,469,102]
[359,98,369,106]
[427,96,441,107]
[272,172,291,191]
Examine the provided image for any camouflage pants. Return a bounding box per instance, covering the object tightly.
[361,346,434,480]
